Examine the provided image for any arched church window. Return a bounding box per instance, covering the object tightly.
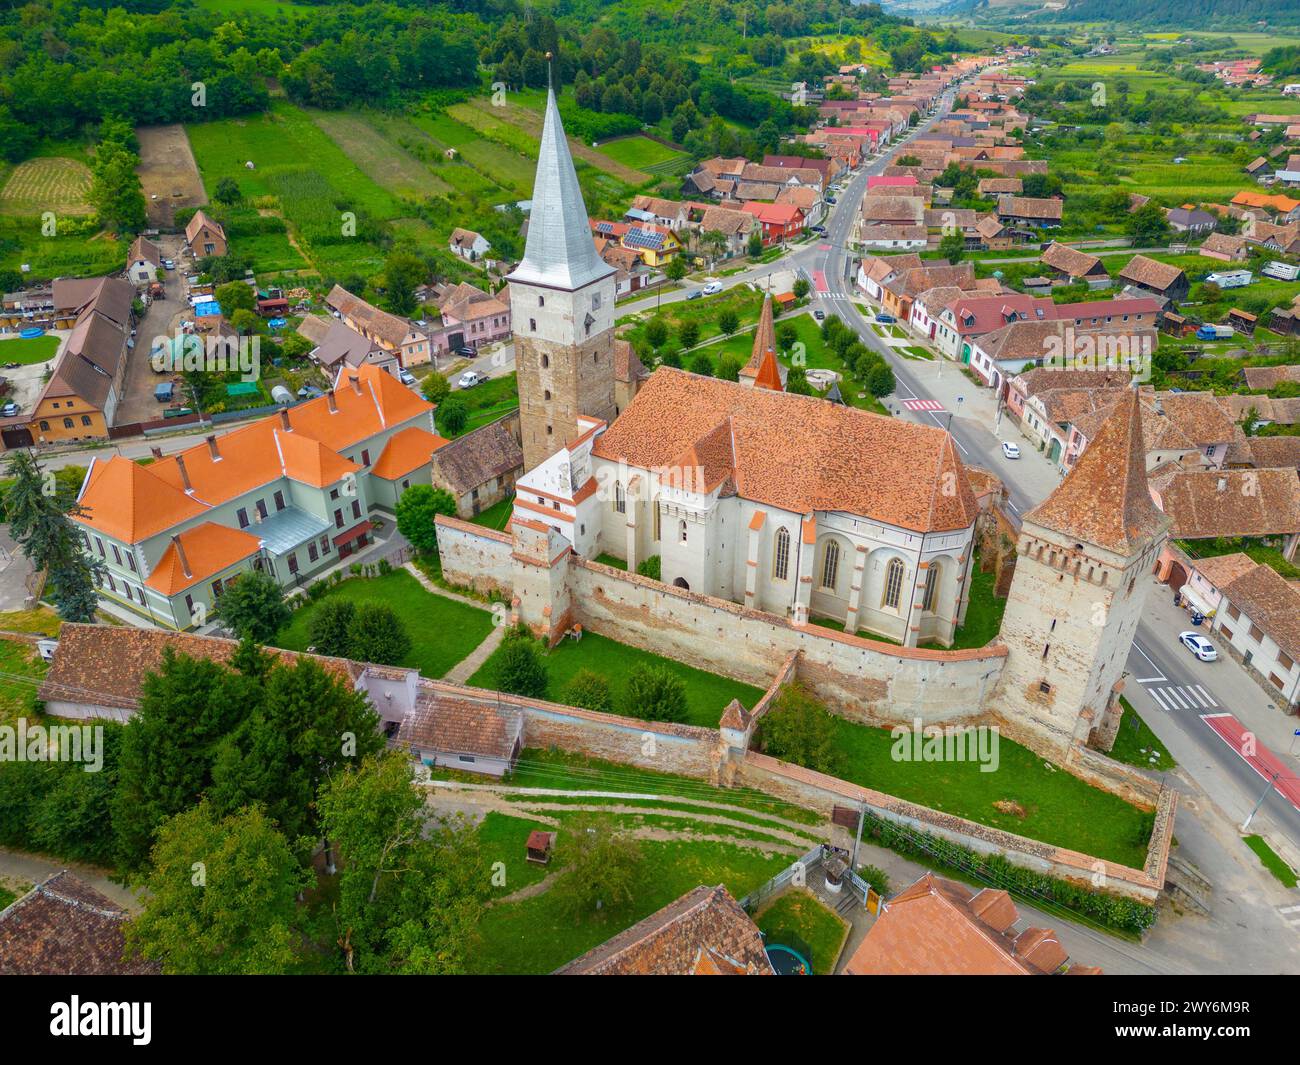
[922,563,939,611]
[883,558,905,610]
[821,541,840,590]
[774,527,790,581]
[614,481,626,514]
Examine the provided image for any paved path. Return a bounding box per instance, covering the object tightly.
[0,847,143,913]
[443,625,505,684]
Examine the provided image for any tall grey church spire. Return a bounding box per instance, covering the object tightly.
[507,66,613,292]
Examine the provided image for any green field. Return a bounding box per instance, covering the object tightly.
[597,135,691,176]
[274,569,495,680]
[467,629,765,728]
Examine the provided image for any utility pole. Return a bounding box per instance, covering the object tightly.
[1240,770,1281,833]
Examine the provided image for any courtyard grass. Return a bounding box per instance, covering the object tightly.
[473,811,559,897]
[453,373,519,436]
[755,889,849,975]
[924,557,1006,651]
[0,335,59,364]
[0,636,45,728]
[824,715,1154,867]
[274,568,494,680]
[468,834,789,974]
[468,493,515,532]
[466,630,765,728]
[1243,834,1299,889]
[1109,697,1176,772]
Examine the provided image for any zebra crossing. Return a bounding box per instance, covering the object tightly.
[1143,682,1220,712]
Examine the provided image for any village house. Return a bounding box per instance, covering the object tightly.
[429,415,524,520]
[843,873,1098,976]
[556,885,772,975]
[326,284,435,366]
[0,872,159,976]
[1232,189,1300,223]
[1038,242,1108,285]
[184,209,227,258]
[857,225,928,251]
[740,201,805,246]
[1198,233,1249,262]
[995,195,1063,231]
[977,176,1023,198]
[125,234,162,288]
[1117,255,1190,304]
[396,691,523,777]
[449,227,491,261]
[1150,467,1300,562]
[28,277,135,444]
[627,195,693,231]
[300,316,400,377]
[693,205,758,261]
[69,365,444,628]
[932,291,1054,362]
[1167,207,1217,235]
[434,281,513,354]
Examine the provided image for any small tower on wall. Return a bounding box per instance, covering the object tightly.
[993,389,1171,758]
[507,59,618,472]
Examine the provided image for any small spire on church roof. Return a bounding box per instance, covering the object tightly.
[506,58,613,293]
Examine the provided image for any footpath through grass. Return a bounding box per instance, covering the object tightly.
[275,568,495,680]
[825,716,1154,868]
[467,629,764,728]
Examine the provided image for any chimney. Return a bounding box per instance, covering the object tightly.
[171,534,192,579]
[278,408,292,432]
[175,453,192,493]
[1217,476,1228,492]
[150,445,163,460]
[327,391,338,413]
[206,434,220,461]
[350,374,362,395]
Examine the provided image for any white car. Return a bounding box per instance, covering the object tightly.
[399,369,416,386]
[457,370,486,389]
[701,281,723,295]
[1001,441,1020,460]
[1179,631,1218,662]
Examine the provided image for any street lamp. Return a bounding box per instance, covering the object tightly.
[1240,769,1282,833]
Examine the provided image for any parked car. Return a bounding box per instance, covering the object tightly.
[702,280,723,295]
[1001,441,1020,460]
[686,289,704,300]
[875,313,896,323]
[163,259,175,270]
[810,226,827,236]
[450,344,476,358]
[813,309,825,320]
[399,369,417,386]
[458,370,487,389]
[1179,631,1217,662]
[1,401,18,417]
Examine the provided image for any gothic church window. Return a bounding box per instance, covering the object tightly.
[821,541,840,590]
[774,527,791,581]
[883,558,905,610]
[922,563,939,611]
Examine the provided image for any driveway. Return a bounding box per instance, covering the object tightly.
[113,234,189,427]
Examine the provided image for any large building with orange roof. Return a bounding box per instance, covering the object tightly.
[71,364,447,629]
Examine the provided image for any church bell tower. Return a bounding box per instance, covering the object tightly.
[507,59,618,472]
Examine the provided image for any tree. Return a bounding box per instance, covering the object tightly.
[753,683,843,775]
[678,320,700,349]
[717,354,741,381]
[318,753,487,974]
[309,598,357,658]
[635,555,661,580]
[436,395,469,436]
[785,366,813,395]
[644,318,669,349]
[229,308,261,336]
[126,803,309,975]
[665,257,688,282]
[382,252,427,316]
[776,322,797,351]
[348,603,411,666]
[214,569,289,642]
[938,232,966,263]
[3,451,103,621]
[495,626,548,697]
[793,277,810,299]
[90,143,146,234]
[1129,202,1170,246]
[213,177,243,206]
[421,372,450,404]
[867,362,896,398]
[718,309,739,335]
[563,669,613,713]
[550,814,643,920]
[215,280,256,315]
[623,663,688,723]
[395,484,456,556]
[688,351,714,376]
[747,230,764,257]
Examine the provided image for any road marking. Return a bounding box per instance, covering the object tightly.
[902,398,944,412]
[1131,641,1166,683]
[1148,688,1173,711]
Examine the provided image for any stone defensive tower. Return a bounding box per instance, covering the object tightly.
[507,69,617,472]
[994,389,1171,757]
